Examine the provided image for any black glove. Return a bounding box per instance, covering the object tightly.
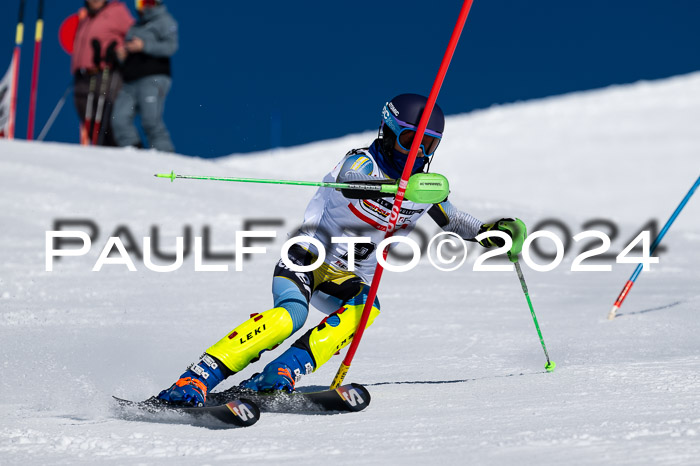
[105,41,118,69]
[91,39,102,69]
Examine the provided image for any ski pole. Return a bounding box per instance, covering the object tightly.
[514,261,555,372]
[82,40,101,145]
[97,42,119,146]
[26,0,44,140]
[7,0,26,139]
[330,0,475,390]
[97,72,118,146]
[607,174,700,320]
[155,171,397,194]
[37,83,71,141]
[155,171,451,204]
[92,67,111,145]
[82,74,97,145]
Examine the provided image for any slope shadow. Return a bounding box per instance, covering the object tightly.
[617,300,683,317]
[366,371,543,387]
[54,414,113,426]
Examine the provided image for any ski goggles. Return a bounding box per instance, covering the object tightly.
[382,103,442,157]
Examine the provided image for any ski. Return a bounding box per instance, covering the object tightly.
[112,382,369,428]
[113,396,260,428]
[208,383,371,414]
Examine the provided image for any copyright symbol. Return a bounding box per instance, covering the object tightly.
[427,232,467,272]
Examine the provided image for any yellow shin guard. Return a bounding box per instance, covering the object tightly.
[206,307,294,373]
[303,303,380,369]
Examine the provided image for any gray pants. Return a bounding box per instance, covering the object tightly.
[112,74,175,152]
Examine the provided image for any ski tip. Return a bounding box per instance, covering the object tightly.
[335,383,371,412]
[224,398,260,427]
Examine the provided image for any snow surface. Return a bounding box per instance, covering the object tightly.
[1,73,699,465]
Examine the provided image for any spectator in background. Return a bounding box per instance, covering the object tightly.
[71,0,134,146]
[112,0,178,152]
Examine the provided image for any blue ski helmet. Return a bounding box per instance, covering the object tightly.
[379,94,445,176]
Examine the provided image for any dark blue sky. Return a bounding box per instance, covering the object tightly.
[2,1,699,157]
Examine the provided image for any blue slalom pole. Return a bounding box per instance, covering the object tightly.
[608,174,700,319]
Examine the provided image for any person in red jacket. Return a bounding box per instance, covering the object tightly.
[71,0,133,146]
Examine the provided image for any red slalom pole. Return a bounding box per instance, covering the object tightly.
[330,0,475,389]
[26,0,45,140]
[8,0,26,139]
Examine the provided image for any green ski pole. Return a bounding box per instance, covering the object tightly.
[154,171,451,205]
[155,170,394,193]
[514,260,556,372]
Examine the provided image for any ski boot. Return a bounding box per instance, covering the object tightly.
[241,294,381,392]
[240,346,315,393]
[157,354,227,406]
[158,307,295,404]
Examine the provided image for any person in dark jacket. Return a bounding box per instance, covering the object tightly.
[112,0,177,152]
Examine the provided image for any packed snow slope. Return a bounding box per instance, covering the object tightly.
[1,72,699,465]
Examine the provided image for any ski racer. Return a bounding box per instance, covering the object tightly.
[157,93,526,406]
